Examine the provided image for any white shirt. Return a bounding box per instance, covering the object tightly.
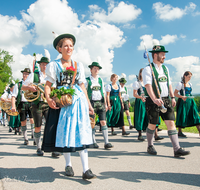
[1,91,12,100]
[142,63,171,97]
[12,80,27,102]
[175,82,192,91]
[85,75,105,101]
[105,84,120,92]
[119,85,129,101]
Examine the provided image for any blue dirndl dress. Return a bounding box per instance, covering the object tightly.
[42,59,93,152]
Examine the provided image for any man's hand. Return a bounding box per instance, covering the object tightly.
[171,98,176,107]
[153,99,164,107]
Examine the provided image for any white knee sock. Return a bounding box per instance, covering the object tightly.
[79,149,89,173]
[63,153,72,167]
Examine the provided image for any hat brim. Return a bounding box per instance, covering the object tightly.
[119,79,127,84]
[88,65,102,69]
[53,34,76,49]
[21,70,31,73]
[149,50,168,53]
[37,61,49,64]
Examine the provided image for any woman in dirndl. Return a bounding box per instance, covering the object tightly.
[42,33,96,180]
[106,74,130,136]
[133,68,148,141]
[174,71,200,137]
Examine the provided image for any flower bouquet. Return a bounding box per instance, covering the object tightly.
[50,87,76,108]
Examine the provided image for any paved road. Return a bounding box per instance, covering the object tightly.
[0,122,200,190]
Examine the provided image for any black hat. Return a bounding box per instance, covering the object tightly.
[53,34,76,49]
[21,68,31,73]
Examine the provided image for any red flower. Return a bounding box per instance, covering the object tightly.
[66,66,75,71]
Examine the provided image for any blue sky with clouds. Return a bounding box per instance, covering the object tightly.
[0,0,200,96]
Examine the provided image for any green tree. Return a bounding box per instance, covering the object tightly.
[0,49,13,95]
[194,96,200,112]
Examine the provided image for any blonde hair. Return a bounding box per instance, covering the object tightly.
[110,74,117,81]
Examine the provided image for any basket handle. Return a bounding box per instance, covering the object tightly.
[71,61,77,88]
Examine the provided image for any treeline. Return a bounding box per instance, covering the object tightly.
[129,96,200,112]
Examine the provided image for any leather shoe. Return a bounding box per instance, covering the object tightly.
[104,143,113,149]
[9,127,12,132]
[111,131,117,135]
[178,132,186,137]
[18,131,22,135]
[24,140,29,145]
[36,148,44,156]
[147,145,157,155]
[174,148,190,157]
[138,136,145,141]
[65,166,74,177]
[155,136,164,141]
[93,143,99,148]
[122,131,130,136]
[52,152,61,157]
[157,127,162,131]
[82,169,96,180]
[129,125,135,129]
[15,131,17,135]
[33,141,36,145]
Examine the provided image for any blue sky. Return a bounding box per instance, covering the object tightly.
[0,0,200,96]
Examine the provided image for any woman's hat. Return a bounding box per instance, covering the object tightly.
[88,62,102,69]
[21,68,31,73]
[53,33,76,49]
[149,45,168,53]
[37,57,50,64]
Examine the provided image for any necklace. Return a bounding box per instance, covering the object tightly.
[61,57,71,62]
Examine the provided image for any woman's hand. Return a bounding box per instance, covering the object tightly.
[89,105,94,115]
[47,98,59,109]
[182,96,187,101]
[141,96,146,102]
[105,104,108,112]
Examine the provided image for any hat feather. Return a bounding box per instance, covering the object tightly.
[52,31,58,39]
[120,73,126,79]
[44,49,51,62]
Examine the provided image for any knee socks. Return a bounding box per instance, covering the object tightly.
[34,131,41,149]
[79,149,89,173]
[92,128,96,143]
[168,130,180,151]
[146,128,155,147]
[63,153,72,167]
[101,125,109,144]
[127,116,132,126]
[21,125,28,141]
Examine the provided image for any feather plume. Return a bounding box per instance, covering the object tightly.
[152,39,160,46]
[11,80,15,85]
[44,49,51,62]
[52,31,58,39]
[120,73,126,79]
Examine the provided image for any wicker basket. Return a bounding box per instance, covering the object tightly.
[53,94,73,108]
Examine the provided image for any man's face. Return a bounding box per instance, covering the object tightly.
[157,52,166,63]
[22,72,30,81]
[39,62,48,72]
[91,66,100,76]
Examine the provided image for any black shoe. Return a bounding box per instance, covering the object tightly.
[143,130,146,132]
[24,140,29,145]
[138,136,145,141]
[82,169,96,180]
[65,166,74,177]
[9,127,12,132]
[31,134,33,139]
[155,136,164,141]
[104,143,113,149]
[14,131,17,135]
[18,131,22,135]
[178,132,187,137]
[122,131,130,136]
[93,143,99,148]
[33,141,36,146]
[174,148,190,157]
[129,125,135,129]
[52,152,61,157]
[157,127,162,131]
[147,145,157,155]
[36,148,44,156]
[111,131,117,135]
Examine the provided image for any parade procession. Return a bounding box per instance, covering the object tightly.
[0,0,200,189]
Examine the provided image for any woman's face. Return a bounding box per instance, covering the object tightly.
[112,76,118,83]
[59,39,74,57]
[185,74,192,82]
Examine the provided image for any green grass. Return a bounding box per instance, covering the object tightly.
[124,112,199,134]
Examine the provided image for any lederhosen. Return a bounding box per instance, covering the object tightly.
[16,81,33,121]
[86,77,106,121]
[121,86,129,111]
[31,73,49,127]
[145,63,175,124]
[176,84,200,128]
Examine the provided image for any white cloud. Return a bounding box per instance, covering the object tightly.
[122,23,135,29]
[153,2,197,21]
[0,0,126,80]
[128,74,136,81]
[139,24,147,29]
[138,34,178,50]
[190,39,198,43]
[89,1,142,23]
[180,34,186,39]
[165,56,200,92]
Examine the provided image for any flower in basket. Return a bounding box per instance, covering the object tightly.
[63,66,76,76]
[50,87,76,100]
